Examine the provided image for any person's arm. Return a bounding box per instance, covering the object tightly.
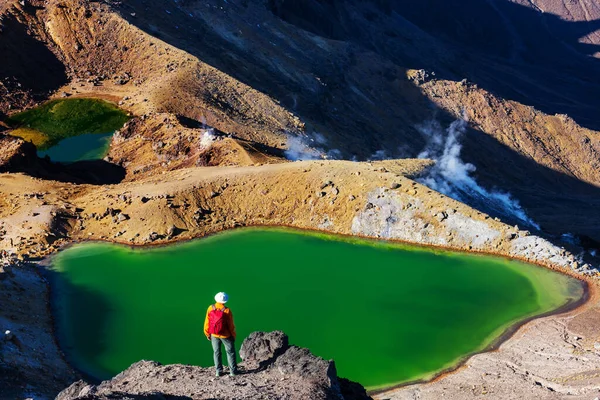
[203,306,211,340]
[227,309,236,340]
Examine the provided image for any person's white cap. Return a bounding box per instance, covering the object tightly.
[214,292,229,303]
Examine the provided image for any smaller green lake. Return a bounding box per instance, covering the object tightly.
[8,98,129,163]
[48,228,584,390]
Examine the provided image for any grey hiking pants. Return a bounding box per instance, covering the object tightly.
[211,336,237,372]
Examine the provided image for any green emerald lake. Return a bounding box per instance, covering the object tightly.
[8,98,129,163]
[48,228,584,389]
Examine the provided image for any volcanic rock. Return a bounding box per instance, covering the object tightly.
[239,330,289,368]
[56,331,372,400]
[0,134,37,172]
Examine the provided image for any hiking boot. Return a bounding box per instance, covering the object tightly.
[229,369,238,377]
[216,371,223,377]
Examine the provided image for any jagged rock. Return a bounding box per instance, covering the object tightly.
[56,332,372,400]
[56,380,96,400]
[339,377,372,400]
[505,232,517,241]
[240,330,289,367]
[275,346,336,386]
[320,180,333,189]
[0,134,37,173]
[166,225,180,238]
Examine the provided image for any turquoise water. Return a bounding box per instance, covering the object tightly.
[38,132,113,162]
[49,228,584,389]
[8,98,128,163]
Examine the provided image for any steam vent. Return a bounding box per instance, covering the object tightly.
[1,0,600,399]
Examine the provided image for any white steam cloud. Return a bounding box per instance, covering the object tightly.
[200,128,216,149]
[416,117,540,230]
[284,133,341,161]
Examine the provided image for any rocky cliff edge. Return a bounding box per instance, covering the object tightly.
[56,331,371,400]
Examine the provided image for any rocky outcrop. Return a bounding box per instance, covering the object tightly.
[0,134,37,173]
[238,330,289,368]
[57,331,371,400]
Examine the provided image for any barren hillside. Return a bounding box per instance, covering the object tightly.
[2,1,600,398]
[1,0,599,242]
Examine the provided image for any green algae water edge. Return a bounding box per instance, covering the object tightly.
[48,228,584,389]
[8,98,129,162]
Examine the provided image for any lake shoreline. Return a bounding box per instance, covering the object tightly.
[46,223,596,284]
[2,161,598,398]
[370,277,595,394]
[41,225,595,394]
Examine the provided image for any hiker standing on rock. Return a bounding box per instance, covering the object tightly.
[204,292,238,376]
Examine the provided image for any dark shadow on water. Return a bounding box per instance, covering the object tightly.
[5,149,126,184]
[45,268,113,383]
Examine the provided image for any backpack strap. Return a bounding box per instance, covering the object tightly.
[211,304,216,311]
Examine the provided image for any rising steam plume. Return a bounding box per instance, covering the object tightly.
[284,132,341,161]
[416,117,540,230]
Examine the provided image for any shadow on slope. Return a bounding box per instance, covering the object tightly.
[108,0,600,239]
[267,0,600,130]
[459,121,600,243]
[0,14,68,95]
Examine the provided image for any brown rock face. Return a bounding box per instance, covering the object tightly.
[56,331,372,400]
[239,330,289,368]
[0,134,37,172]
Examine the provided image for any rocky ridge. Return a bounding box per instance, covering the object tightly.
[56,331,371,400]
[1,0,600,239]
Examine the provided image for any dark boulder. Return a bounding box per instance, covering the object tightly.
[275,345,337,387]
[239,330,289,368]
[0,134,37,173]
